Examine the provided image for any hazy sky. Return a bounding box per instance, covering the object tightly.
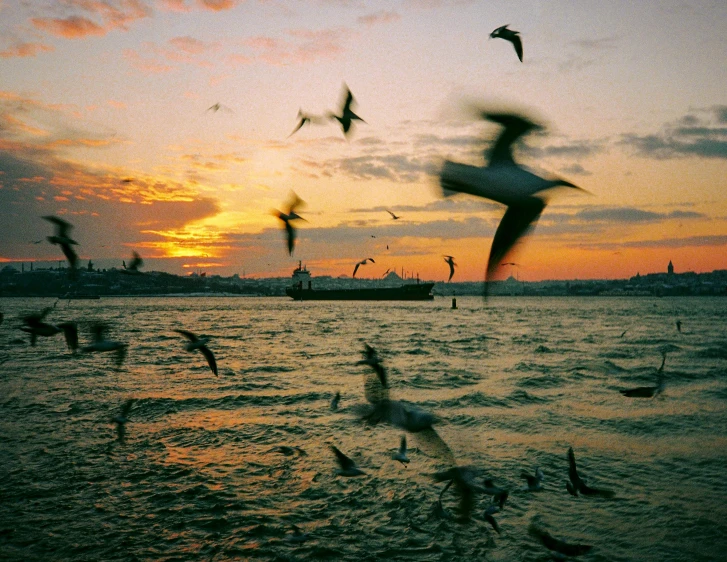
[1,0,726,282]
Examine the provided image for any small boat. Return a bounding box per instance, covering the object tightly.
[285,263,434,301]
[59,293,100,300]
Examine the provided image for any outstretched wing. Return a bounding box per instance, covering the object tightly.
[486,199,545,281]
[200,345,218,376]
[174,329,199,342]
[483,112,540,166]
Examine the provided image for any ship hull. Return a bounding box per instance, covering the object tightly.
[286,283,434,301]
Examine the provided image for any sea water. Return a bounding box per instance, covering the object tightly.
[0,296,725,561]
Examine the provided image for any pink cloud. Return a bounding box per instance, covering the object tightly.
[167,35,212,55]
[32,16,105,39]
[0,42,55,59]
[123,49,174,73]
[243,28,349,65]
[31,1,152,39]
[357,10,401,26]
[107,100,127,109]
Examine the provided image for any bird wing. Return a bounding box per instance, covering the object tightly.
[484,112,540,166]
[60,243,79,269]
[399,435,407,454]
[352,263,360,277]
[567,447,581,488]
[128,251,143,271]
[342,86,354,113]
[486,199,545,281]
[415,428,456,466]
[90,323,108,343]
[43,215,73,237]
[120,398,134,418]
[200,345,218,376]
[288,115,308,137]
[331,445,355,470]
[174,329,199,342]
[285,220,296,255]
[59,322,78,351]
[511,33,523,62]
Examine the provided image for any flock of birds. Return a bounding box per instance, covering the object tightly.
[4,23,680,559]
[317,341,673,558]
[2,296,678,558]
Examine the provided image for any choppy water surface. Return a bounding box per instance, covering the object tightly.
[0,296,725,561]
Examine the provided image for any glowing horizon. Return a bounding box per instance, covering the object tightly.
[1,1,725,282]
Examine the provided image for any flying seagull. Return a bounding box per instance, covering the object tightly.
[20,311,77,351]
[521,466,545,491]
[386,210,401,220]
[273,191,307,255]
[330,391,341,411]
[392,435,410,465]
[43,215,79,271]
[567,447,615,498]
[444,255,456,282]
[490,24,523,62]
[330,445,365,476]
[620,352,667,398]
[112,399,134,441]
[439,110,583,296]
[207,102,233,113]
[82,323,127,367]
[122,251,144,274]
[174,329,218,376]
[352,257,375,278]
[329,84,365,136]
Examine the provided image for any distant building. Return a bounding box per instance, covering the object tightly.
[668,260,674,275]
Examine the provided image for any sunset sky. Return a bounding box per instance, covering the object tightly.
[1,0,726,282]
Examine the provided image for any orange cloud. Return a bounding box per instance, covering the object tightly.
[0,42,55,59]
[31,16,105,39]
[197,0,237,11]
[123,49,173,73]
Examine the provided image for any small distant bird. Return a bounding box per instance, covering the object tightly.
[392,435,409,465]
[444,255,456,282]
[31,239,43,244]
[121,178,134,183]
[112,399,134,441]
[521,466,544,491]
[381,268,391,278]
[490,24,523,62]
[207,102,233,113]
[439,111,583,297]
[620,352,667,398]
[676,320,682,332]
[122,251,144,274]
[528,519,593,557]
[284,524,310,544]
[386,210,401,220]
[330,391,341,411]
[43,215,79,271]
[330,445,365,476]
[82,323,127,366]
[352,257,375,278]
[273,192,307,255]
[567,447,615,498]
[329,84,365,136]
[620,329,628,338]
[174,329,218,376]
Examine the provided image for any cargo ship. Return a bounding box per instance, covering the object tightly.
[285,263,434,301]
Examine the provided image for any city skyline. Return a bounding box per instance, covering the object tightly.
[1,1,726,281]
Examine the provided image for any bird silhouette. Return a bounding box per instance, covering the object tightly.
[567,446,615,498]
[330,445,365,476]
[273,192,307,255]
[174,329,218,376]
[386,210,401,220]
[444,255,456,282]
[352,257,375,278]
[43,215,79,271]
[490,24,523,62]
[439,110,583,297]
[329,84,365,136]
[122,251,144,274]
